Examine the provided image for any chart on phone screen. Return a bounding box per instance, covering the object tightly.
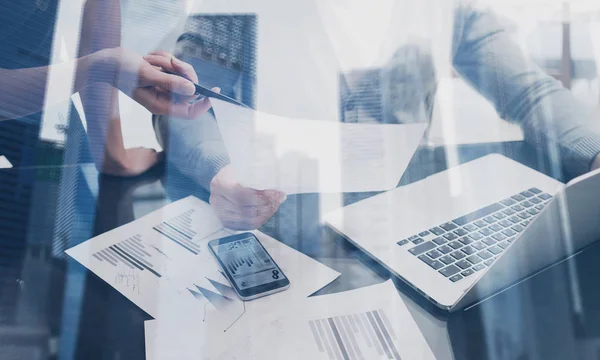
[65,196,340,322]
[215,235,285,290]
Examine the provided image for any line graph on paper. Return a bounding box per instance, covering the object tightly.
[308,309,401,360]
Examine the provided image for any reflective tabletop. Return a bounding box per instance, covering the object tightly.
[2,141,600,360]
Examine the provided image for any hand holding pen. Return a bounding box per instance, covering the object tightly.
[140,50,221,119]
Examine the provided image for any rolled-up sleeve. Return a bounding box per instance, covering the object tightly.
[453,2,600,176]
[157,110,230,190]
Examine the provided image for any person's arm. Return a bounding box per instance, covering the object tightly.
[0,54,98,121]
[77,0,213,176]
[158,106,285,230]
[453,2,600,177]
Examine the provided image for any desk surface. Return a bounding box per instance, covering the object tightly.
[1,142,599,360]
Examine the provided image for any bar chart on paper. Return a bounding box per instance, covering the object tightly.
[308,309,401,360]
[92,234,162,278]
[153,208,227,255]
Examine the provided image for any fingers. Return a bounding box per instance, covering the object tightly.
[210,193,282,230]
[132,87,214,118]
[138,63,196,96]
[143,53,199,84]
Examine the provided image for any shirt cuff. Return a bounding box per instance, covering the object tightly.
[565,134,600,176]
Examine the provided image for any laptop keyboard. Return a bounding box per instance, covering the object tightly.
[397,188,553,283]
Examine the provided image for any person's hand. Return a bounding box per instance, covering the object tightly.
[94,48,217,119]
[209,165,286,230]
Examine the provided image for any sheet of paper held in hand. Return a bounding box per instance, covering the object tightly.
[211,99,427,194]
[144,280,435,360]
[65,196,340,323]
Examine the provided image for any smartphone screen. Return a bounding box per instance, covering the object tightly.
[209,233,289,299]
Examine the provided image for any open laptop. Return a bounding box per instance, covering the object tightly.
[325,154,600,311]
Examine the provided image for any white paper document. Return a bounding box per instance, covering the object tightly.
[212,99,427,194]
[144,280,435,360]
[65,196,340,321]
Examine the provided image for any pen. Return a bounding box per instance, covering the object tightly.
[163,70,250,108]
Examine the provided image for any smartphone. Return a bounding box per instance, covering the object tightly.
[208,232,290,300]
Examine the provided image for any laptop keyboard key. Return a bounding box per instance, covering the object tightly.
[474,220,487,228]
[451,251,466,260]
[473,263,486,271]
[479,228,494,236]
[489,224,503,232]
[430,227,445,236]
[522,200,533,208]
[464,224,478,232]
[483,216,496,224]
[439,265,460,277]
[488,246,503,255]
[493,212,506,219]
[511,194,525,201]
[408,241,436,255]
[426,249,442,259]
[439,255,454,265]
[433,237,446,245]
[527,208,539,215]
[461,268,475,277]
[477,250,493,259]
[477,250,494,260]
[444,233,458,240]
[535,204,544,210]
[500,198,516,206]
[440,222,458,231]
[502,208,516,216]
[397,240,409,246]
[462,246,476,255]
[418,230,430,237]
[459,237,473,245]
[449,241,463,249]
[530,197,542,204]
[518,212,532,219]
[454,228,469,237]
[412,237,424,244]
[511,224,524,232]
[408,235,419,241]
[498,241,509,249]
[449,274,463,282]
[511,204,524,212]
[508,215,521,223]
[520,190,534,198]
[502,229,517,237]
[482,237,496,246]
[529,187,542,194]
[484,259,494,266]
[499,220,513,228]
[539,193,552,200]
[469,232,483,240]
[472,242,486,250]
[418,255,444,270]
[438,245,453,254]
[492,233,506,241]
[456,260,471,269]
[466,254,483,264]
